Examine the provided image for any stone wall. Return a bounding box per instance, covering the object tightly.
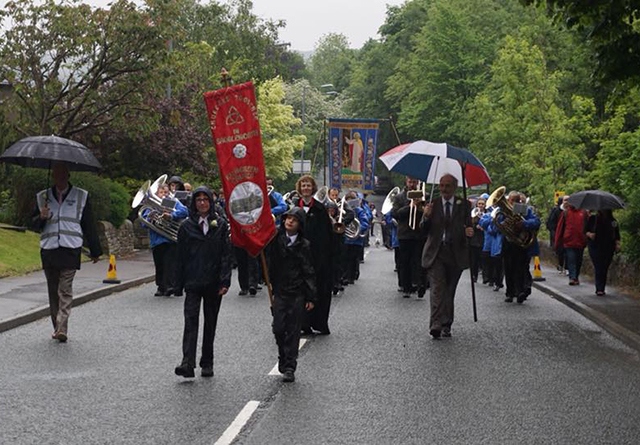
[538,241,640,289]
[97,219,141,257]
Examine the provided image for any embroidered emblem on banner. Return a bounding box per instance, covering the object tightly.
[233,143,247,159]
[226,106,245,126]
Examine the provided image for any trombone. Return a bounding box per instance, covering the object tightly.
[408,181,425,230]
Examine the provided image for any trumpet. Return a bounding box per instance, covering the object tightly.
[408,181,426,230]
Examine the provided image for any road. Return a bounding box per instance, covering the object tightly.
[2,244,640,444]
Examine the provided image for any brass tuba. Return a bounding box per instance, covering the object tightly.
[133,175,183,242]
[486,186,536,248]
[381,186,401,215]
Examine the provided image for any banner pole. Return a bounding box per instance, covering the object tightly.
[260,251,274,308]
[323,120,327,186]
[388,115,402,145]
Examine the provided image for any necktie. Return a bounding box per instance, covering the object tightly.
[444,201,452,244]
[287,236,293,246]
[201,220,208,235]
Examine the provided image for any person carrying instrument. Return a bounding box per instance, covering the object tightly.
[31,162,103,342]
[500,191,540,303]
[343,191,370,284]
[469,197,487,284]
[420,174,473,339]
[391,176,427,299]
[143,183,188,297]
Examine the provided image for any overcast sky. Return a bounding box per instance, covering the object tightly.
[225,0,406,51]
[0,0,406,52]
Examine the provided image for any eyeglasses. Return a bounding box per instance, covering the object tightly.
[195,197,209,203]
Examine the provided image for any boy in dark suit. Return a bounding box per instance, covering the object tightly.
[266,207,316,382]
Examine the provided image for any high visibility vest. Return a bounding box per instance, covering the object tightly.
[37,186,88,250]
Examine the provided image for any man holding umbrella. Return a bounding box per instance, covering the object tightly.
[32,161,102,342]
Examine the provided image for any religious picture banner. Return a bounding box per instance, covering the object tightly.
[328,118,380,192]
[203,81,276,257]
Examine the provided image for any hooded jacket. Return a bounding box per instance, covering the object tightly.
[266,207,316,302]
[175,186,231,292]
[168,176,185,192]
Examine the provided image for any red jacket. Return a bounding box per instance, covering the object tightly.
[555,207,588,249]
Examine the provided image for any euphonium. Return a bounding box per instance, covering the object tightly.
[381,186,400,215]
[132,175,183,242]
[486,186,535,248]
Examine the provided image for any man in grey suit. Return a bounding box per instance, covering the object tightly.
[420,174,474,338]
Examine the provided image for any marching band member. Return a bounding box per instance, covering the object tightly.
[479,205,504,292]
[296,175,334,335]
[501,191,540,303]
[469,197,487,283]
[344,191,370,284]
[266,176,288,225]
[391,176,427,299]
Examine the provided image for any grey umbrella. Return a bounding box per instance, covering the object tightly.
[566,190,625,210]
[0,135,101,172]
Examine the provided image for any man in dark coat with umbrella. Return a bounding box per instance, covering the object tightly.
[32,161,102,342]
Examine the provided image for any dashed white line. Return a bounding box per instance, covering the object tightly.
[214,400,260,445]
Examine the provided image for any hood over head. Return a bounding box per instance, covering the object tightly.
[282,206,305,234]
[190,186,216,218]
[168,175,185,191]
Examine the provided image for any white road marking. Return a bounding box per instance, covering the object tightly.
[268,338,307,375]
[214,400,260,445]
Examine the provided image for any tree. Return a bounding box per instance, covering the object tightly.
[257,78,306,180]
[520,0,640,83]
[307,33,354,92]
[467,36,593,207]
[0,0,181,139]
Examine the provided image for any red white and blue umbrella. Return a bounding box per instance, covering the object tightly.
[379,140,491,187]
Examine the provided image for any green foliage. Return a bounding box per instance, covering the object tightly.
[257,77,306,180]
[0,227,42,277]
[307,33,354,92]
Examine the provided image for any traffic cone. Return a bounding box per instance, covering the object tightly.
[532,256,546,282]
[103,254,121,284]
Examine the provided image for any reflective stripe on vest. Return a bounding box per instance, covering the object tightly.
[38,187,88,250]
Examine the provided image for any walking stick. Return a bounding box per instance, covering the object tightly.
[461,163,478,322]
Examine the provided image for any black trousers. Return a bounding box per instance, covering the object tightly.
[272,294,305,372]
[398,239,426,293]
[151,243,177,292]
[234,246,259,291]
[180,287,223,368]
[345,244,361,282]
[503,242,529,299]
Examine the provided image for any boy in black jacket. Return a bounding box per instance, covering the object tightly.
[174,186,231,379]
[267,207,316,383]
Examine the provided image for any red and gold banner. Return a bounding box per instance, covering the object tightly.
[204,82,276,257]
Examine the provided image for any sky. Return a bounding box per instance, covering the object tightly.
[224,0,407,51]
[0,0,406,52]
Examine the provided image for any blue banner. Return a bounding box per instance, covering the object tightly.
[327,118,379,192]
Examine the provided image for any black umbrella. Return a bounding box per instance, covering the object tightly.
[566,190,625,210]
[0,135,101,172]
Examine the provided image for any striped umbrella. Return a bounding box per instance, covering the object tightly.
[379,140,491,187]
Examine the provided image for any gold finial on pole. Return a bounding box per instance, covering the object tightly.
[220,67,233,87]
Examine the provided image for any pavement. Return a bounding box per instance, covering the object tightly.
[1,249,640,354]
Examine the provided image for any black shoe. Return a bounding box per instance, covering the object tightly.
[504,296,513,303]
[517,293,526,304]
[249,287,257,296]
[175,364,195,378]
[403,294,411,298]
[239,289,248,296]
[314,329,331,336]
[282,370,295,383]
[417,288,426,299]
[493,285,501,292]
[301,327,314,336]
[173,291,183,297]
[201,367,214,377]
[442,329,451,338]
[430,328,441,339]
[154,289,165,297]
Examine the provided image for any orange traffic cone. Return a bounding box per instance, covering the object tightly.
[532,256,546,282]
[103,254,121,284]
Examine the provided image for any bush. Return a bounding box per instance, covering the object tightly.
[2,167,131,228]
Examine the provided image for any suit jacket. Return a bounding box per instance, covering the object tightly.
[420,197,471,270]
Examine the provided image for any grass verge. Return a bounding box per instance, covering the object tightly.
[0,228,42,278]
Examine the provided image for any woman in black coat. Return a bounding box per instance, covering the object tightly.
[585,209,621,296]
